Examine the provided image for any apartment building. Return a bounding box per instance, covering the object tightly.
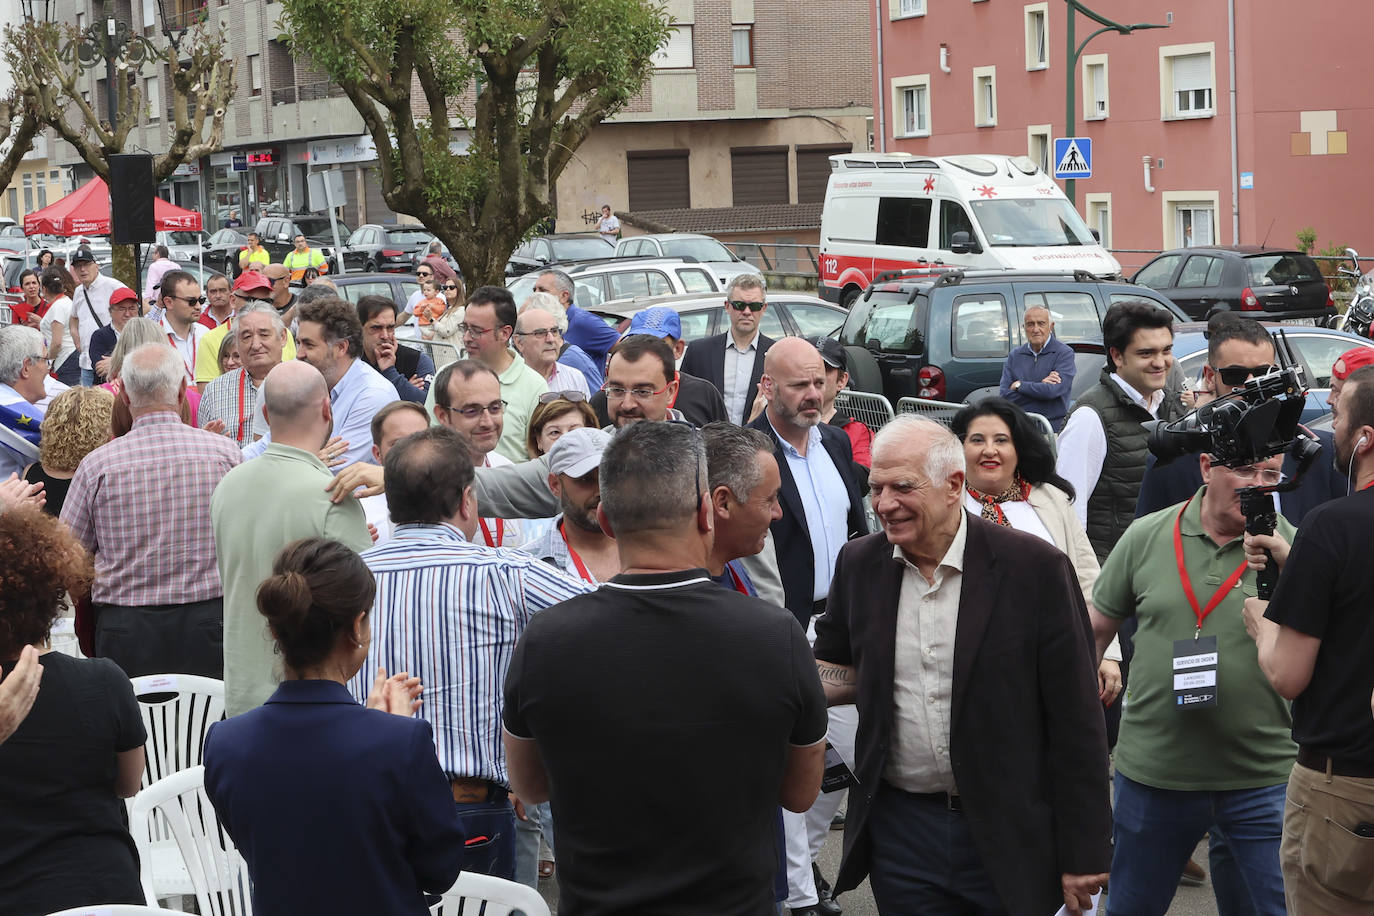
[875,1,1373,265]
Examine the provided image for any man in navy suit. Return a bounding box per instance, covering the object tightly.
[747,337,867,916]
[681,273,777,425]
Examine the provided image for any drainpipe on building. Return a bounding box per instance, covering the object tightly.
[1142,156,1155,194]
[1228,0,1241,244]
[875,0,886,152]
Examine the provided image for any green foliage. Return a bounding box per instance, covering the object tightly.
[1295,226,1316,255]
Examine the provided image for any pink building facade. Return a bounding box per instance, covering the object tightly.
[872,0,1372,272]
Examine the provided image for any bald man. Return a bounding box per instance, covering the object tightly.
[210,360,373,716]
[746,337,869,914]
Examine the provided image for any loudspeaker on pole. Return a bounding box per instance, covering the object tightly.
[109,154,157,245]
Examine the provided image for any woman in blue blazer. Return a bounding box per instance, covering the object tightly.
[204,537,466,915]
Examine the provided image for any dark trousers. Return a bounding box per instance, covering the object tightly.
[454,785,517,881]
[93,598,224,679]
[868,782,1007,916]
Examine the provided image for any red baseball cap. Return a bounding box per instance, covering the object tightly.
[109,287,139,306]
[233,271,273,294]
[1331,347,1374,381]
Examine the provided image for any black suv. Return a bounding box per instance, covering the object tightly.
[341,224,436,273]
[838,268,1190,403]
[253,214,352,269]
[1132,246,1334,323]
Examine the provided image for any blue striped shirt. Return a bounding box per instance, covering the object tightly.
[349,522,593,785]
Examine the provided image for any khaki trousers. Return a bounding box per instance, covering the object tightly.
[1282,760,1374,914]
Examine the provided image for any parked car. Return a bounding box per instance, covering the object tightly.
[613,233,759,288]
[203,227,250,277]
[504,233,614,276]
[0,224,31,255]
[340,224,436,273]
[253,214,351,269]
[837,268,1190,402]
[327,272,423,311]
[1170,321,1373,424]
[146,230,204,263]
[506,257,720,309]
[1132,246,1335,323]
[591,292,847,345]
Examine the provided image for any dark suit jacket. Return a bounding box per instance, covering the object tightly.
[747,413,868,625]
[1136,427,1348,525]
[681,331,776,424]
[591,370,727,428]
[203,680,466,915]
[814,519,1113,911]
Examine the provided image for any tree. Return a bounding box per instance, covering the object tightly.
[2,18,235,285]
[0,93,42,209]
[282,0,672,287]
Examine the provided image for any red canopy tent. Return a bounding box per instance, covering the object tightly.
[23,177,203,236]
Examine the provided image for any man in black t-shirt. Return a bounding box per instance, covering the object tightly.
[503,421,828,916]
[1244,364,1374,915]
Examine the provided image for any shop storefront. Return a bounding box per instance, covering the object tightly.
[207,148,285,227]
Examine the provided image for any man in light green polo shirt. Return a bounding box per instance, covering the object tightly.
[210,360,371,716]
[452,286,547,463]
[1090,453,1295,916]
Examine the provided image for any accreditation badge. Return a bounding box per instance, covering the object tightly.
[1173,635,1218,709]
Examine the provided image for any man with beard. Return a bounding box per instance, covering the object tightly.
[747,337,867,916]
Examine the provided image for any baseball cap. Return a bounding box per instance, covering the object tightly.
[70,246,96,264]
[1332,346,1374,381]
[108,287,139,307]
[233,271,273,294]
[547,426,612,479]
[808,336,847,371]
[625,307,682,341]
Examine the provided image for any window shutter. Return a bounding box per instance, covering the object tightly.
[1172,53,1211,92]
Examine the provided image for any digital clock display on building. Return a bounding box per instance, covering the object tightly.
[246,151,275,166]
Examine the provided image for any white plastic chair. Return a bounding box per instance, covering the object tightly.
[128,767,253,916]
[129,674,225,788]
[430,872,551,916]
[44,907,188,916]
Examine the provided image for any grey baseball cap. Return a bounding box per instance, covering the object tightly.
[547,426,613,479]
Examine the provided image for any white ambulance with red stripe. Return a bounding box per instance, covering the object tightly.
[818,153,1120,307]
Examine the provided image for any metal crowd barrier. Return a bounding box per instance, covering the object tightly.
[834,390,895,434]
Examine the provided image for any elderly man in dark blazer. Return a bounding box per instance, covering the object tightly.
[680,273,777,424]
[814,415,1112,916]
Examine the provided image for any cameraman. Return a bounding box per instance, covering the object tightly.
[1243,363,1374,915]
[1090,451,1295,916]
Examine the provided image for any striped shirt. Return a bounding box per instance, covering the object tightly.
[199,367,265,447]
[61,411,242,606]
[349,523,592,784]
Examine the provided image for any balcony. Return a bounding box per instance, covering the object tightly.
[161,0,210,31]
[270,81,347,106]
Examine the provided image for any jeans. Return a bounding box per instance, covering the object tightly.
[80,367,95,387]
[1106,773,1286,916]
[455,795,518,881]
[513,800,554,889]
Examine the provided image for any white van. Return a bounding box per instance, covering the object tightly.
[818,153,1121,307]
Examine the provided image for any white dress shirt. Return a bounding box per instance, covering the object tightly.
[723,330,762,425]
[73,276,130,371]
[1056,373,1166,528]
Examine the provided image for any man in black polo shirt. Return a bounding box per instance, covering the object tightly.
[503,421,827,915]
[1244,363,1374,915]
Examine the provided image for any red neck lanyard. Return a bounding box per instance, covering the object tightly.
[167,330,196,378]
[1173,496,1247,636]
[725,564,750,595]
[479,517,505,548]
[235,370,249,444]
[1361,479,1374,491]
[558,521,595,583]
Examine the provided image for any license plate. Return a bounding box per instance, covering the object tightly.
[1282,317,1320,326]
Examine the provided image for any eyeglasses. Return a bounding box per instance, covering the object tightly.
[110,304,140,314]
[442,284,460,291]
[602,381,671,401]
[516,326,561,340]
[538,389,587,404]
[27,353,49,366]
[169,294,207,306]
[459,323,494,338]
[1230,465,1283,486]
[439,400,507,420]
[1215,364,1278,387]
[268,275,289,284]
[728,300,765,312]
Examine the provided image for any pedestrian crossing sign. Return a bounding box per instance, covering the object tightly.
[1053,137,1093,179]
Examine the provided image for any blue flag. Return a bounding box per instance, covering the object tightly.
[0,400,41,468]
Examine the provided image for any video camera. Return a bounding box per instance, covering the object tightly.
[1146,332,1322,597]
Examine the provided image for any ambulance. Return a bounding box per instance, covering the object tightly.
[818,153,1121,306]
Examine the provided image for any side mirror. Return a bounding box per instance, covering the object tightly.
[1090,228,1101,243]
[950,230,982,255]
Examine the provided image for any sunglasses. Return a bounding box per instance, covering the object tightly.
[442,284,460,291]
[169,294,207,306]
[1216,364,1278,387]
[538,390,588,404]
[729,300,765,312]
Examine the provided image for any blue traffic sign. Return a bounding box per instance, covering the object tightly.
[1052,137,1092,179]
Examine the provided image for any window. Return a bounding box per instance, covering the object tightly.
[678,268,715,293]
[1290,334,1356,390]
[1025,4,1048,70]
[652,25,694,69]
[608,270,672,299]
[891,76,930,138]
[141,0,155,30]
[1177,255,1223,287]
[787,302,846,338]
[732,25,753,67]
[5,189,15,220]
[893,0,925,16]
[1160,45,1215,119]
[1023,292,1100,343]
[21,175,32,214]
[248,54,263,96]
[1176,205,1214,247]
[952,296,1010,358]
[1085,193,1111,249]
[335,281,392,303]
[677,309,715,341]
[1083,54,1108,119]
[1135,254,1183,289]
[36,181,46,209]
[973,67,996,127]
[145,77,159,120]
[626,149,690,210]
[876,197,932,248]
[939,200,976,248]
[1027,125,1051,174]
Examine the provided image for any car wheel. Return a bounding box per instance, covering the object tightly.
[844,345,884,395]
[840,286,862,310]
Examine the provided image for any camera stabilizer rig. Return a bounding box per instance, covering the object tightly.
[1146,330,1322,597]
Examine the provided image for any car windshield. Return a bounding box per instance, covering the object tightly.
[295,218,349,239]
[165,231,200,245]
[550,237,614,260]
[969,198,1097,247]
[385,229,434,247]
[659,238,733,262]
[507,275,537,302]
[1247,254,1322,286]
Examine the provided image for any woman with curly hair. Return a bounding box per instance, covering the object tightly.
[22,386,114,517]
[0,506,147,915]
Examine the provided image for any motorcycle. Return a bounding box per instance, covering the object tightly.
[1331,247,1374,338]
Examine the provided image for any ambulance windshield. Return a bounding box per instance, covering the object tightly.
[969,198,1097,247]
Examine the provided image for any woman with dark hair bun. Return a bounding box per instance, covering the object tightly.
[203,538,466,916]
[951,397,1124,705]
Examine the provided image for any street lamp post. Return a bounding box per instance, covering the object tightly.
[1063,0,1168,204]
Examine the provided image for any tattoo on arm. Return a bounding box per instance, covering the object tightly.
[816,662,855,687]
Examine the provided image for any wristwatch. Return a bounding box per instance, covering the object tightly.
[1012,380,1022,391]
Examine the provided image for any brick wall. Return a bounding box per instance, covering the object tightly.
[755,0,870,111]
[694,0,735,111]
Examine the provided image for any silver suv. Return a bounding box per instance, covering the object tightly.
[613,233,759,287]
[506,257,720,309]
